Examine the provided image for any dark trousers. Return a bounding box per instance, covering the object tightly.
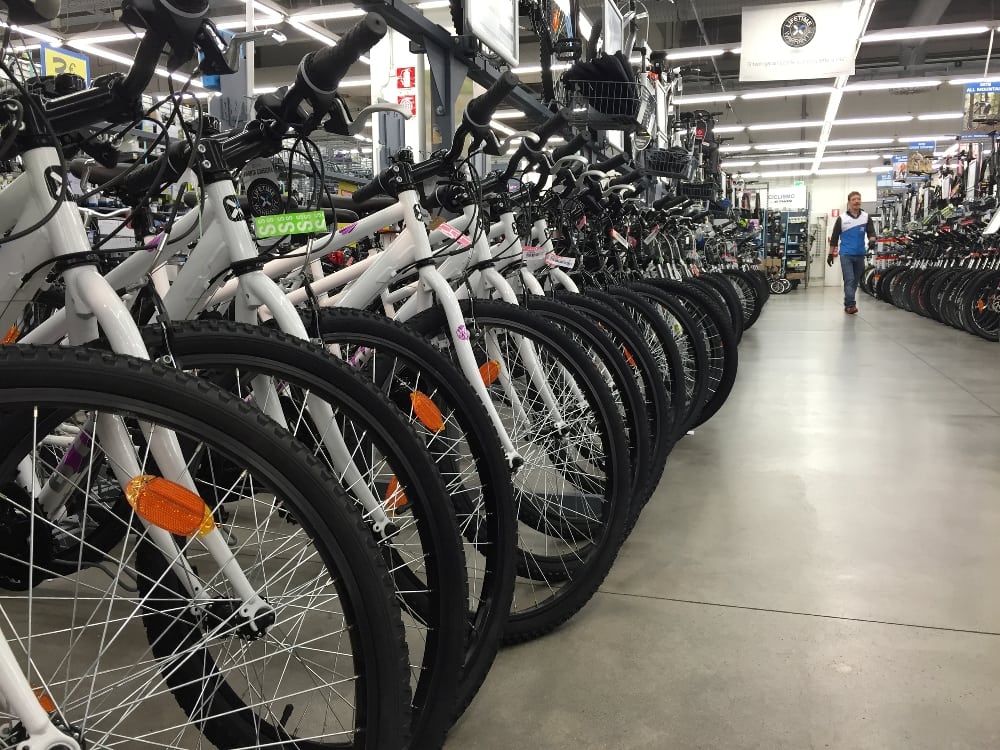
[840,254,866,308]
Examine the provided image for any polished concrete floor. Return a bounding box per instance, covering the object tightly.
[447,285,1000,750]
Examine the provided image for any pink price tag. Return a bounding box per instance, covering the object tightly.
[609,229,629,248]
[522,245,545,258]
[439,223,472,247]
[576,215,588,229]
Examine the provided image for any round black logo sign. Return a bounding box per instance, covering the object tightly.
[781,12,816,48]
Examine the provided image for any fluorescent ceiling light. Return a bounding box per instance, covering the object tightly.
[288,20,337,46]
[492,109,525,119]
[747,120,823,131]
[672,94,736,105]
[821,154,879,162]
[512,62,571,74]
[665,48,725,60]
[1,22,62,45]
[870,166,893,173]
[843,79,941,91]
[69,42,203,87]
[335,77,372,88]
[416,0,451,7]
[289,7,365,21]
[813,167,870,175]
[214,17,280,29]
[712,125,746,134]
[861,23,989,43]
[740,86,833,99]
[718,145,752,153]
[67,31,144,44]
[490,120,515,135]
[756,157,813,165]
[730,47,742,54]
[757,169,809,177]
[720,160,756,168]
[917,112,964,120]
[895,135,955,143]
[948,76,1000,85]
[247,0,283,20]
[826,137,893,146]
[832,115,913,126]
[754,141,819,151]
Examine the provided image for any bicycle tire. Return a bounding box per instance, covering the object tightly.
[139,320,468,750]
[0,345,411,749]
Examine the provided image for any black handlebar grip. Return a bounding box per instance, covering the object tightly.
[526,108,569,148]
[593,152,628,173]
[551,133,587,161]
[467,71,521,126]
[120,140,192,198]
[653,195,689,210]
[301,14,388,93]
[352,171,398,204]
[610,169,644,187]
[5,0,59,23]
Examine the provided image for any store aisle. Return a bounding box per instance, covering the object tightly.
[446,286,1000,750]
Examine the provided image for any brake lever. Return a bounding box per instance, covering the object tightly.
[553,155,589,171]
[325,98,412,136]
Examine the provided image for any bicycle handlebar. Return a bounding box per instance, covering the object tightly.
[551,132,587,161]
[466,71,520,126]
[301,14,387,93]
[593,153,628,173]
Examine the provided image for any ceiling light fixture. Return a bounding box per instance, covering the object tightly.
[288,20,337,46]
[492,109,526,119]
[917,112,965,120]
[895,135,958,143]
[289,7,365,21]
[832,115,914,126]
[712,125,746,134]
[69,42,204,86]
[720,160,756,168]
[813,167,870,175]
[756,157,813,165]
[416,0,451,7]
[718,145,752,153]
[756,169,809,177]
[490,120,515,135]
[948,76,1000,85]
[512,62,572,74]
[0,21,62,46]
[843,79,941,91]
[861,23,989,43]
[754,141,819,151]
[746,120,824,131]
[740,86,834,99]
[671,93,737,105]
[665,48,725,60]
[821,154,879,162]
[825,137,894,146]
[870,166,893,173]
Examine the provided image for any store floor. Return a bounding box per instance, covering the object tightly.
[446,285,1000,750]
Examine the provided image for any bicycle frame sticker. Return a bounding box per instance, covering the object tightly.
[522,245,544,258]
[456,324,470,340]
[222,195,245,222]
[545,252,576,269]
[254,210,327,238]
[439,223,472,247]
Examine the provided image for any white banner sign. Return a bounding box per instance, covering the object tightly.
[740,1,858,82]
[767,184,808,210]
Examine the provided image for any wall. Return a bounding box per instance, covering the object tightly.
[807,174,878,287]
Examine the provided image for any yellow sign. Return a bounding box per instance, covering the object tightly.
[40,45,90,84]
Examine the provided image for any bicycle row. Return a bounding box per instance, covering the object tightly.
[0,1,768,746]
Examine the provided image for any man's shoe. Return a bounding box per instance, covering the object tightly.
[846,306,858,314]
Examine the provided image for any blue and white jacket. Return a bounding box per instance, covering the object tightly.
[829,210,875,256]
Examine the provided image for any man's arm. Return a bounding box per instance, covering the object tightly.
[829,217,842,249]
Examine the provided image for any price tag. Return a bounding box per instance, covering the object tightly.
[522,245,545,258]
[254,211,327,238]
[545,252,576,269]
[439,223,472,247]
[609,229,629,248]
[643,225,660,244]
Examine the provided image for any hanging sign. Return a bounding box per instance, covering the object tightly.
[40,44,90,85]
[963,81,1000,134]
[740,1,858,82]
[907,140,935,175]
[466,0,519,66]
[766,183,807,210]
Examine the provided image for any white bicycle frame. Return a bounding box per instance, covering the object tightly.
[0,147,268,744]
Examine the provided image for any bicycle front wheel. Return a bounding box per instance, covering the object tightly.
[0,346,411,750]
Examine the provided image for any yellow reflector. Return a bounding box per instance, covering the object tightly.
[33,688,55,713]
[410,391,444,432]
[479,360,501,386]
[2,326,20,345]
[385,476,408,512]
[125,474,215,537]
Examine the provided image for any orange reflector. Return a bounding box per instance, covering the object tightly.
[977,299,986,313]
[33,688,55,713]
[125,474,215,537]
[479,360,501,386]
[622,347,636,368]
[2,326,20,345]
[384,476,408,512]
[410,391,444,432]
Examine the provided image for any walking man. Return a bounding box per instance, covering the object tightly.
[827,191,877,314]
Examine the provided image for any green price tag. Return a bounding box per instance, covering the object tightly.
[253,210,327,238]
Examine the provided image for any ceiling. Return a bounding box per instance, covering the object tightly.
[5,0,1000,176]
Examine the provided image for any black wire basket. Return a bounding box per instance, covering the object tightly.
[678,182,719,201]
[643,148,692,179]
[559,78,655,133]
